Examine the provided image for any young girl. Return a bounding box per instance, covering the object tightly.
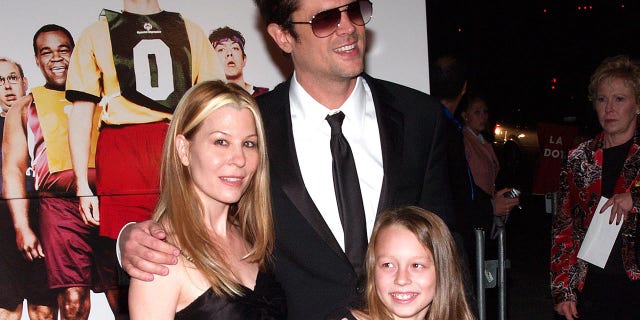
[349,206,475,320]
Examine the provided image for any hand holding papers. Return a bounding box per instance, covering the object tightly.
[577,197,623,268]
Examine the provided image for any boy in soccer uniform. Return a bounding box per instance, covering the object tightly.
[3,25,123,319]
[67,0,224,239]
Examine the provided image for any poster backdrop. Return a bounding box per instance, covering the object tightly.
[1,1,428,319]
[4,0,430,93]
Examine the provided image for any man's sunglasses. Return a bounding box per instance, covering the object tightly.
[290,0,373,38]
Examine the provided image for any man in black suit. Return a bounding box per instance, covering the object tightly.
[431,55,522,318]
[118,0,452,318]
[430,55,473,232]
[430,53,477,302]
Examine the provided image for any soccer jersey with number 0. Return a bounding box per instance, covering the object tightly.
[66,10,223,125]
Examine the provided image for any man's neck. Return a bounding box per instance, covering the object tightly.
[440,99,457,114]
[123,0,161,14]
[440,92,464,114]
[227,76,251,92]
[45,82,65,91]
[294,72,358,110]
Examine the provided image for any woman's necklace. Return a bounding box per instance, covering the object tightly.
[180,250,195,263]
[162,237,195,264]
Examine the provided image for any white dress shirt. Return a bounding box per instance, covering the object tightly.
[289,73,383,250]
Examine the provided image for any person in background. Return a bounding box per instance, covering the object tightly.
[3,25,121,320]
[128,80,286,319]
[430,55,472,230]
[459,93,519,319]
[460,93,520,229]
[0,60,27,115]
[1,57,57,320]
[66,0,224,242]
[209,26,269,97]
[67,1,223,315]
[551,55,640,320]
[346,206,475,320]
[429,54,478,314]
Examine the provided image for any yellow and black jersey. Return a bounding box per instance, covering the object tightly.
[66,9,223,125]
[30,86,101,174]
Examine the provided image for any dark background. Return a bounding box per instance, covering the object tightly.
[426,0,639,136]
[426,2,639,318]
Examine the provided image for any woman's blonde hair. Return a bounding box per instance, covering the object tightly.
[153,80,273,297]
[588,55,640,104]
[364,206,474,320]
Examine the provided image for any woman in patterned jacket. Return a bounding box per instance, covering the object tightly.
[551,55,640,320]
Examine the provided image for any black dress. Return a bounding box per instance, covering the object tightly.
[175,270,287,320]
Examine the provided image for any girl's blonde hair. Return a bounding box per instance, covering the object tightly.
[364,206,475,320]
[154,80,273,297]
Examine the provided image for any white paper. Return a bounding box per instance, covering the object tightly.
[577,197,623,268]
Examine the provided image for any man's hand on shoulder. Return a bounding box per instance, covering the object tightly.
[119,220,180,281]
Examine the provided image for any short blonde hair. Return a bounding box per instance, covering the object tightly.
[364,206,474,320]
[154,80,273,297]
[588,55,640,104]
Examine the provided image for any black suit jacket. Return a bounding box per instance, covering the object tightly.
[257,74,452,319]
[442,106,474,232]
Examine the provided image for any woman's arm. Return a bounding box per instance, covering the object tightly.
[129,261,182,320]
[550,166,579,305]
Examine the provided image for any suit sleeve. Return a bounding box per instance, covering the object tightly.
[470,186,495,230]
[419,103,454,228]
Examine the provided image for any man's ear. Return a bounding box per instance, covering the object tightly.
[241,53,247,69]
[267,23,294,54]
[175,134,190,166]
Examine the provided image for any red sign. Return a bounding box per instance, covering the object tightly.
[532,122,578,194]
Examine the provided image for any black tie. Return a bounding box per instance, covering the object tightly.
[326,111,367,276]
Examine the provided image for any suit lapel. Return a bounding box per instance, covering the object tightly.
[363,75,404,215]
[261,81,346,260]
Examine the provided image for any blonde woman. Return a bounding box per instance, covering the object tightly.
[551,55,640,320]
[129,80,286,319]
